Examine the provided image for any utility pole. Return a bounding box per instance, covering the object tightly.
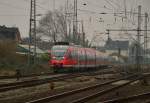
[65,0,74,42]
[124,0,127,19]
[64,0,69,41]
[73,0,78,43]
[65,0,67,41]
[28,0,36,65]
[75,0,78,39]
[136,5,141,72]
[144,13,148,64]
[73,0,75,42]
[81,20,85,46]
[106,29,110,40]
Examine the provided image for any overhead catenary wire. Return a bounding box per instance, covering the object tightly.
[0,14,29,16]
[83,0,113,11]
[109,0,121,9]
[104,0,118,11]
[0,1,25,10]
[23,0,50,11]
[0,0,49,17]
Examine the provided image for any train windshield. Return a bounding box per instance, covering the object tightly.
[51,45,68,57]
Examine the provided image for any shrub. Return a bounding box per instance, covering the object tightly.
[40,53,50,62]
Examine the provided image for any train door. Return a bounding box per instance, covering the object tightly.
[84,48,87,69]
[71,48,78,66]
[81,49,86,68]
[78,49,82,67]
[94,50,96,68]
[86,50,90,67]
[67,49,74,65]
[73,47,79,69]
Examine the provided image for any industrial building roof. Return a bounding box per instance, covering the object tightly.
[17,44,45,54]
[104,38,129,50]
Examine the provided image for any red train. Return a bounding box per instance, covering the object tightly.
[49,42,116,72]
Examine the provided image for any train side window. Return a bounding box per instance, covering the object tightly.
[73,48,77,59]
[82,49,85,61]
[68,50,72,59]
[78,50,81,61]
[87,51,90,62]
[80,50,83,61]
[72,49,77,59]
[71,49,74,59]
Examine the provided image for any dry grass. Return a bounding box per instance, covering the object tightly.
[0,41,27,75]
[0,41,51,76]
[0,40,28,64]
[0,41,16,59]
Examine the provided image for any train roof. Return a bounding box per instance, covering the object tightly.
[53,42,82,47]
[54,42,69,45]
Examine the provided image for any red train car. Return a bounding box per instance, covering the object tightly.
[49,43,115,72]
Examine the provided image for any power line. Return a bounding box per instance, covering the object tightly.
[22,0,29,2]
[78,9,124,15]
[0,1,25,10]
[78,9,99,14]
[36,4,50,11]
[0,14,29,16]
[23,0,50,11]
[84,1,113,11]
[104,0,118,11]
[109,0,121,8]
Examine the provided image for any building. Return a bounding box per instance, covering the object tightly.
[21,37,53,51]
[0,25,21,42]
[104,38,129,56]
[128,42,150,64]
[16,44,45,56]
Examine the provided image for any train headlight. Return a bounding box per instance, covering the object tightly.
[52,57,56,59]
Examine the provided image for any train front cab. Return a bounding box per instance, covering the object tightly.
[50,45,78,72]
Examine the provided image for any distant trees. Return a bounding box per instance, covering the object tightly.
[37,8,90,47]
[37,10,67,43]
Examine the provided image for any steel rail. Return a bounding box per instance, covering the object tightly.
[0,72,56,80]
[0,73,62,88]
[0,66,114,80]
[71,75,143,103]
[0,68,117,89]
[144,100,150,103]
[102,92,150,103]
[0,73,83,92]
[26,74,138,103]
[0,74,65,88]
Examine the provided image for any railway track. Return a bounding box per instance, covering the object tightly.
[0,67,119,92]
[0,66,115,81]
[0,72,55,80]
[26,74,141,103]
[0,66,115,80]
[102,92,150,103]
[0,73,84,92]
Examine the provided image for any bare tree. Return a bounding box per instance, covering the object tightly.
[37,10,67,43]
[37,6,89,47]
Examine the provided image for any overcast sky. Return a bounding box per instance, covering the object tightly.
[0,0,150,46]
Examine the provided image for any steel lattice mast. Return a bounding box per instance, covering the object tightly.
[28,0,36,65]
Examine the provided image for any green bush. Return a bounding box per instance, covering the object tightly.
[40,53,50,62]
